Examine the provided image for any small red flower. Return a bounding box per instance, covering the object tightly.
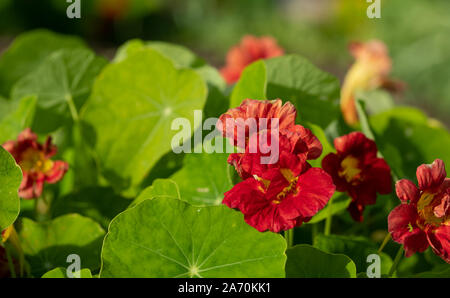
[220,35,284,84]
[388,159,450,263]
[219,99,335,232]
[218,99,322,179]
[223,165,335,233]
[322,132,392,221]
[2,128,69,199]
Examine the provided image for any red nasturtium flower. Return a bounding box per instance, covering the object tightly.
[218,99,322,179]
[218,99,335,232]
[322,132,392,222]
[220,35,284,84]
[2,128,69,199]
[388,159,449,263]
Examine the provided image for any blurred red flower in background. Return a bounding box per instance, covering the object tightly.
[388,159,449,263]
[322,132,392,221]
[220,35,284,84]
[2,128,68,199]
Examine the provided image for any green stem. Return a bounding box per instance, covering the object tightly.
[65,94,79,122]
[4,244,16,278]
[324,196,334,236]
[284,229,294,249]
[388,246,404,277]
[377,232,391,254]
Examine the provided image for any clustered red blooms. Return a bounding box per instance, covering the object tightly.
[2,128,68,199]
[340,40,404,125]
[220,35,284,85]
[322,132,392,222]
[218,99,335,232]
[388,159,449,263]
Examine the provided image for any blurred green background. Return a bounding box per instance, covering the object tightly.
[0,0,449,126]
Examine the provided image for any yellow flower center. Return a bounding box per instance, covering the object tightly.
[338,155,362,184]
[273,169,298,204]
[19,148,54,174]
[417,192,450,227]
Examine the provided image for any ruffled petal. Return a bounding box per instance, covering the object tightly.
[44,160,69,184]
[426,225,450,264]
[395,179,420,204]
[282,167,335,219]
[416,159,446,191]
[388,204,420,243]
[333,132,378,158]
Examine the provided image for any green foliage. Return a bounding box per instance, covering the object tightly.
[81,48,208,193]
[101,198,286,277]
[0,29,86,97]
[286,244,356,278]
[0,147,21,230]
[41,267,93,278]
[18,214,105,277]
[230,55,341,128]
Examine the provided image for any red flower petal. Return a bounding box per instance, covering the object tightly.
[416,159,446,191]
[282,124,322,160]
[395,179,420,204]
[348,201,365,222]
[280,167,335,219]
[403,228,429,257]
[44,160,69,184]
[333,132,378,158]
[426,225,450,264]
[388,204,420,243]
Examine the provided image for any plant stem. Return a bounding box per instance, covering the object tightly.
[377,232,391,254]
[324,196,334,236]
[284,229,294,249]
[388,245,404,277]
[4,244,16,278]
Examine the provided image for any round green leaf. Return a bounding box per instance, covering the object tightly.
[131,179,180,207]
[101,198,286,277]
[286,244,357,278]
[81,49,207,192]
[0,29,86,96]
[11,48,107,133]
[18,214,105,277]
[0,147,22,231]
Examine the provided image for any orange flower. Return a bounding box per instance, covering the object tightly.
[340,40,403,125]
[220,35,284,84]
[2,128,68,199]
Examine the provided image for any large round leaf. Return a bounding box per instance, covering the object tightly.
[11,48,107,133]
[101,198,286,277]
[230,55,341,128]
[286,244,356,278]
[0,29,86,96]
[18,214,105,277]
[0,147,22,231]
[81,49,207,192]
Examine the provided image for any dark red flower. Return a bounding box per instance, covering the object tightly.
[220,35,284,84]
[322,132,392,221]
[223,165,335,233]
[388,159,450,263]
[2,128,69,199]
